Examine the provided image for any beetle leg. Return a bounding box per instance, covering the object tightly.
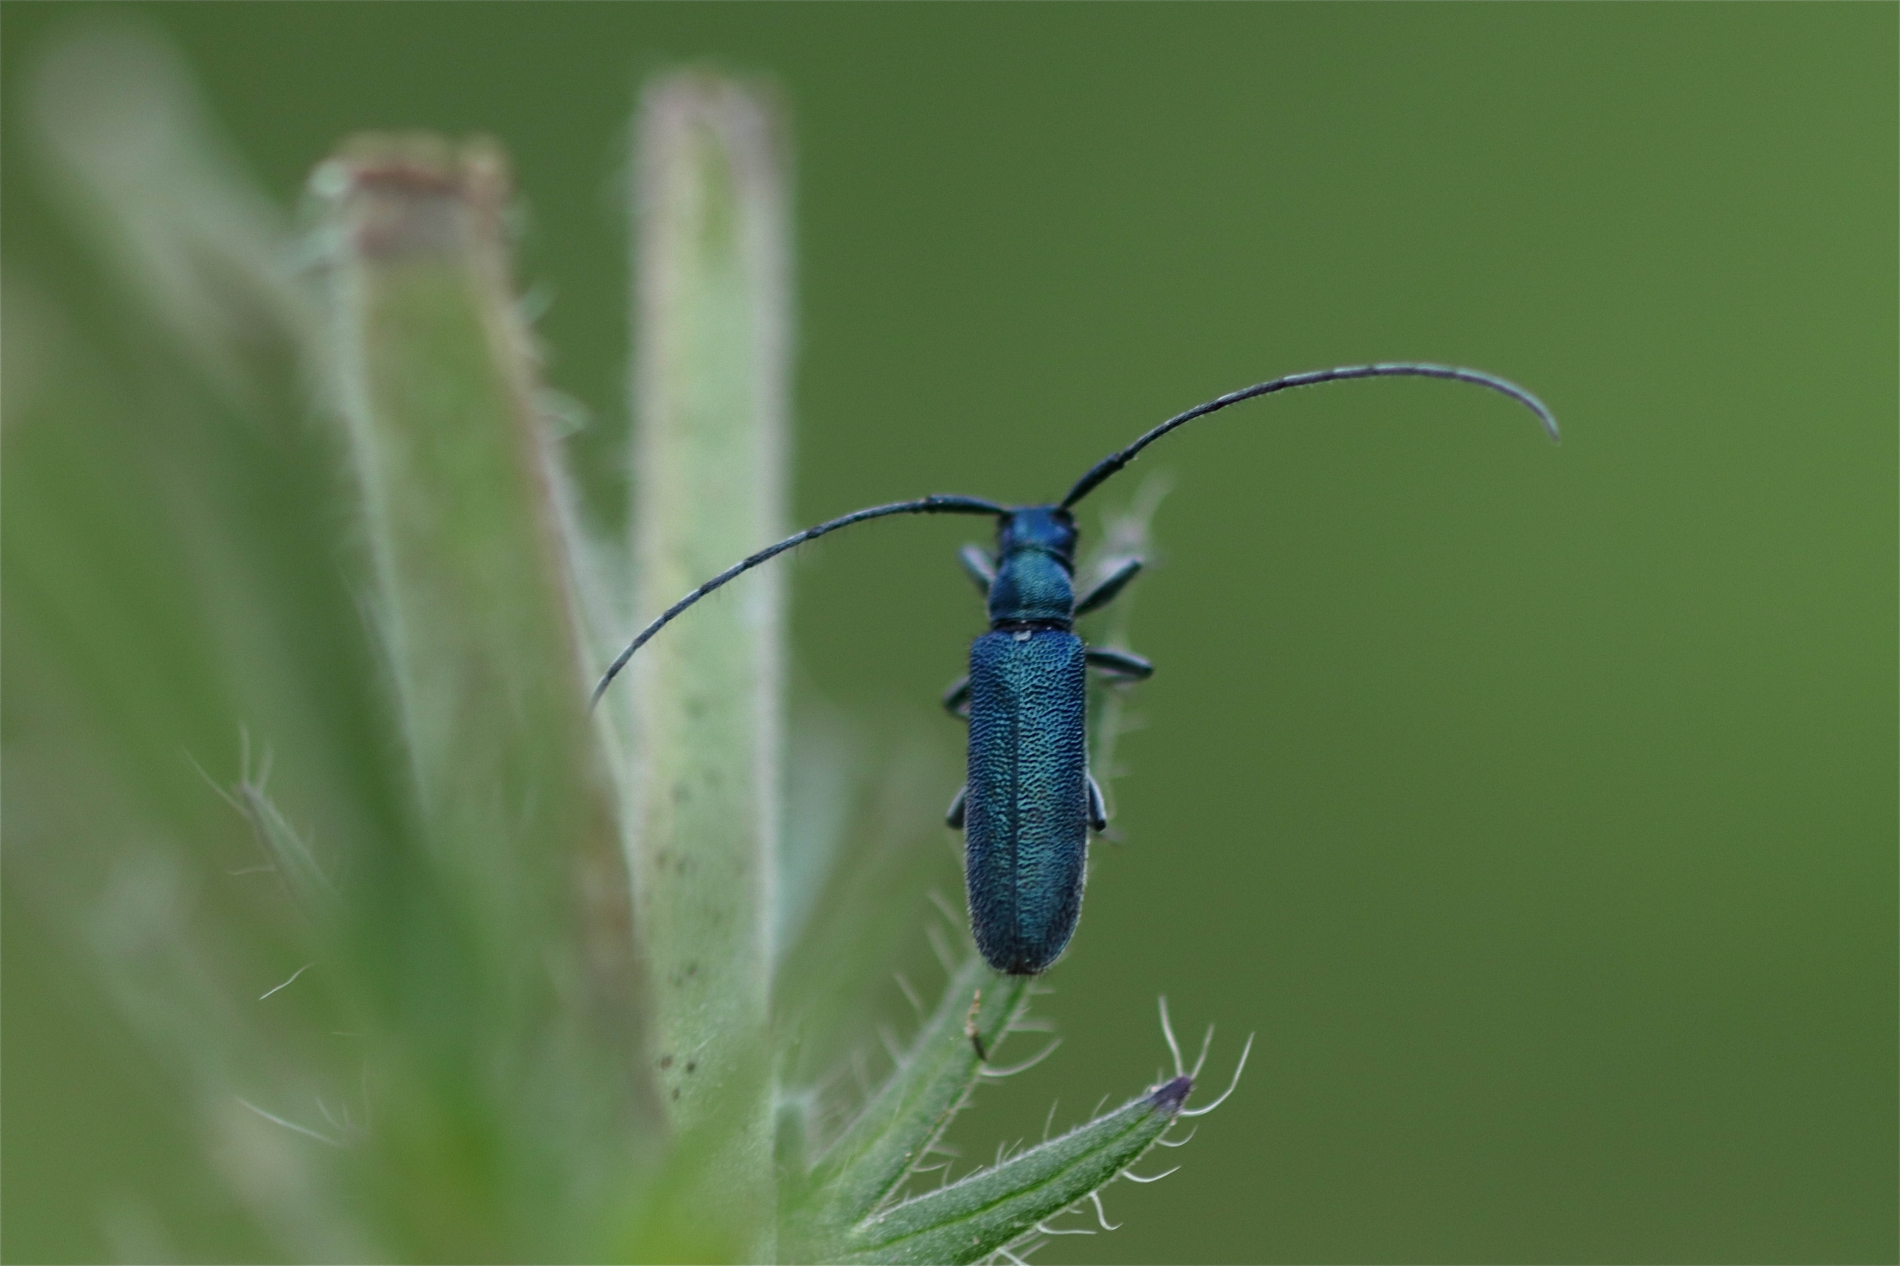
[958,544,996,596]
[1075,556,1143,615]
[1086,775,1109,832]
[1086,646,1154,680]
[942,675,971,719]
[945,784,968,829]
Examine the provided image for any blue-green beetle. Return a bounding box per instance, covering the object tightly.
[595,363,1557,974]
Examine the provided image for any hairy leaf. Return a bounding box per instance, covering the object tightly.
[843,1076,1192,1265]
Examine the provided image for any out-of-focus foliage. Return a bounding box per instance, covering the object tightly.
[8,27,652,1261]
[2,22,1225,1264]
[5,5,1894,1264]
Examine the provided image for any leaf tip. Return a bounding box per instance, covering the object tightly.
[1147,1074,1193,1115]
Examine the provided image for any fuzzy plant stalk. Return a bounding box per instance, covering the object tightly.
[621,73,789,1260]
[15,27,1242,1257]
[615,74,1235,1266]
[315,135,635,1255]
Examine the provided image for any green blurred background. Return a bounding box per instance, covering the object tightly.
[4,4,1893,1262]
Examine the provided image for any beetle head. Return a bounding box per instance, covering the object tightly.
[996,504,1077,571]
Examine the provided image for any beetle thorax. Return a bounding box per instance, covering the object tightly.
[987,505,1077,627]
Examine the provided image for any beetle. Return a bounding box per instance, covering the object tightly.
[594,362,1557,975]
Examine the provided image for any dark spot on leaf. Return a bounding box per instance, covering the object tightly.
[1147,1074,1193,1114]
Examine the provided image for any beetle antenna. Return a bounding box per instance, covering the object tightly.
[1060,363,1559,509]
[592,494,1005,707]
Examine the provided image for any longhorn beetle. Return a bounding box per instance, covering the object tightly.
[594,363,1558,975]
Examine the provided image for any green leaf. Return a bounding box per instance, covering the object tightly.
[804,958,1033,1229]
[12,33,1228,1261]
[612,72,792,1263]
[314,132,643,1259]
[318,128,628,998]
[841,1076,1192,1265]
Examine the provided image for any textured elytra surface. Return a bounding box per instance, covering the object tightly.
[964,628,1088,974]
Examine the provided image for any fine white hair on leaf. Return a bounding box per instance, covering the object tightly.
[1152,1122,1199,1148]
[236,1097,344,1148]
[1120,1164,1180,1184]
[893,972,925,1018]
[1192,1023,1216,1079]
[925,923,957,975]
[257,961,314,1001]
[978,1038,1061,1079]
[1180,1031,1254,1118]
[1158,995,1185,1077]
[1088,1190,1120,1231]
[184,748,242,812]
[1006,1016,1057,1034]
[1009,1233,1049,1262]
[925,888,962,925]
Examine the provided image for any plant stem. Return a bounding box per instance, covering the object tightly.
[318,135,633,1255]
[627,71,790,1261]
